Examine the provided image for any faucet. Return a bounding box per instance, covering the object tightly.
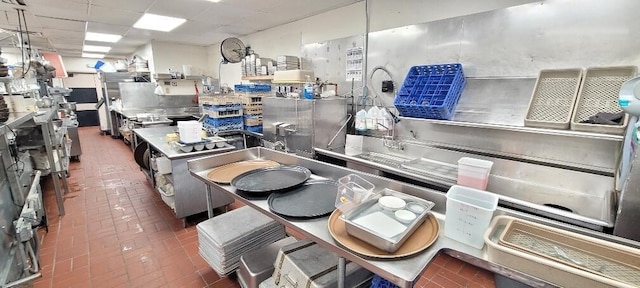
[273,141,286,152]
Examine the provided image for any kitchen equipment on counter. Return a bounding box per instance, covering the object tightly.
[457,157,493,190]
[485,216,640,288]
[267,180,338,219]
[272,240,373,288]
[237,237,298,288]
[206,160,280,184]
[231,165,311,194]
[328,209,439,259]
[177,120,202,143]
[445,185,498,249]
[197,206,287,276]
[341,189,435,253]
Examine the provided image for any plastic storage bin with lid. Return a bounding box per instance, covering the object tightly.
[444,185,498,249]
[457,157,493,190]
[177,121,202,143]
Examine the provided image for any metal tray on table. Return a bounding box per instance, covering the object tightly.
[341,189,435,252]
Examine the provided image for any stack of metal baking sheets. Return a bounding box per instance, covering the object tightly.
[197,206,286,275]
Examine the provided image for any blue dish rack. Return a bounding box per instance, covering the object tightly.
[234,84,271,92]
[203,115,243,132]
[371,275,397,288]
[244,125,263,133]
[393,63,466,120]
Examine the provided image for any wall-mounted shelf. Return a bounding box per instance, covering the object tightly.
[242,75,274,81]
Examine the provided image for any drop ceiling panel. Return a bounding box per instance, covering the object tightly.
[109,46,137,55]
[86,22,129,35]
[171,21,220,36]
[118,36,149,46]
[222,0,289,12]
[43,29,84,41]
[29,2,89,21]
[36,17,85,32]
[147,0,213,19]
[191,4,261,25]
[216,25,256,36]
[51,43,83,50]
[191,31,234,46]
[89,6,142,26]
[90,0,154,13]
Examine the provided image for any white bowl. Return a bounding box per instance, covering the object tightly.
[205,143,216,149]
[215,142,226,148]
[406,202,427,214]
[378,196,406,211]
[394,209,416,224]
[194,144,205,151]
[179,145,192,152]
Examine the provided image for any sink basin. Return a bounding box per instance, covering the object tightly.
[355,152,411,167]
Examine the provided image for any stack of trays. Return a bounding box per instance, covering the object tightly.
[197,206,286,275]
[277,55,299,71]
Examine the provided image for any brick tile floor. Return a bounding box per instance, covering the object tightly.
[33,127,495,288]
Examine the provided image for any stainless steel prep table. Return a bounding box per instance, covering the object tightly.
[133,126,235,223]
[187,148,634,288]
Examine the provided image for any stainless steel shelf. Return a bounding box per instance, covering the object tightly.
[400,117,624,141]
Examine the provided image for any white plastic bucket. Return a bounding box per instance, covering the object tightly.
[445,185,499,249]
[457,157,494,190]
[177,121,202,143]
[182,64,193,76]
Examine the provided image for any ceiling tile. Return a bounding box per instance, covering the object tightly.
[148,0,213,19]
[51,43,83,50]
[171,21,220,36]
[191,31,234,46]
[36,16,85,32]
[90,0,154,13]
[43,29,84,40]
[89,6,142,26]
[109,46,137,55]
[57,49,82,56]
[86,22,129,35]
[124,28,155,40]
[117,36,149,47]
[191,4,261,25]
[29,1,88,21]
[216,25,256,36]
[221,0,289,13]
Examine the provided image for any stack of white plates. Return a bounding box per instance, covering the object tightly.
[197,206,286,275]
[277,55,299,71]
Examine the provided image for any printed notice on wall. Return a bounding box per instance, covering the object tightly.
[346,47,363,81]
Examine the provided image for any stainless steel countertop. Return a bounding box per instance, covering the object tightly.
[188,148,607,288]
[113,108,200,119]
[34,108,57,124]
[0,112,34,133]
[133,126,234,160]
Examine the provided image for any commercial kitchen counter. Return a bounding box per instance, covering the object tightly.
[134,126,235,222]
[112,107,200,120]
[186,148,640,288]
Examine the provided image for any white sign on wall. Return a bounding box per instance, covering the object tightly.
[346,47,363,81]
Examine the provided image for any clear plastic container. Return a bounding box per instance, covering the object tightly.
[335,174,375,212]
[457,157,493,190]
[445,185,498,249]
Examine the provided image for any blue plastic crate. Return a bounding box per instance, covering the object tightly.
[244,125,263,133]
[202,103,242,112]
[393,63,466,120]
[371,275,397,288]
[234,84,272,92]
[203,115,243,127]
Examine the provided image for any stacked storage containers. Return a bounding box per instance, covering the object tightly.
[235,84,271,133]
[200,95,244,133]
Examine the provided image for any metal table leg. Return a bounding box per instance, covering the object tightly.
[206,185,215,218]
[338,257,346,288]
[41,122,64,215]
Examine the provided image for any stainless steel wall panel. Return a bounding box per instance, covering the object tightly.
[118,82,158,109]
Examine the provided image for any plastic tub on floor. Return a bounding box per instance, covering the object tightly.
[445,185,498,249]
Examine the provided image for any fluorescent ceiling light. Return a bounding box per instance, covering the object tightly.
[133,13,186,32]
[83,45,111,53]
[208,0,222,2]
[85,32,122,43]
[82,53,104,59]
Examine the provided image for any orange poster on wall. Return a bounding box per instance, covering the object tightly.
[41,52,68,78]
